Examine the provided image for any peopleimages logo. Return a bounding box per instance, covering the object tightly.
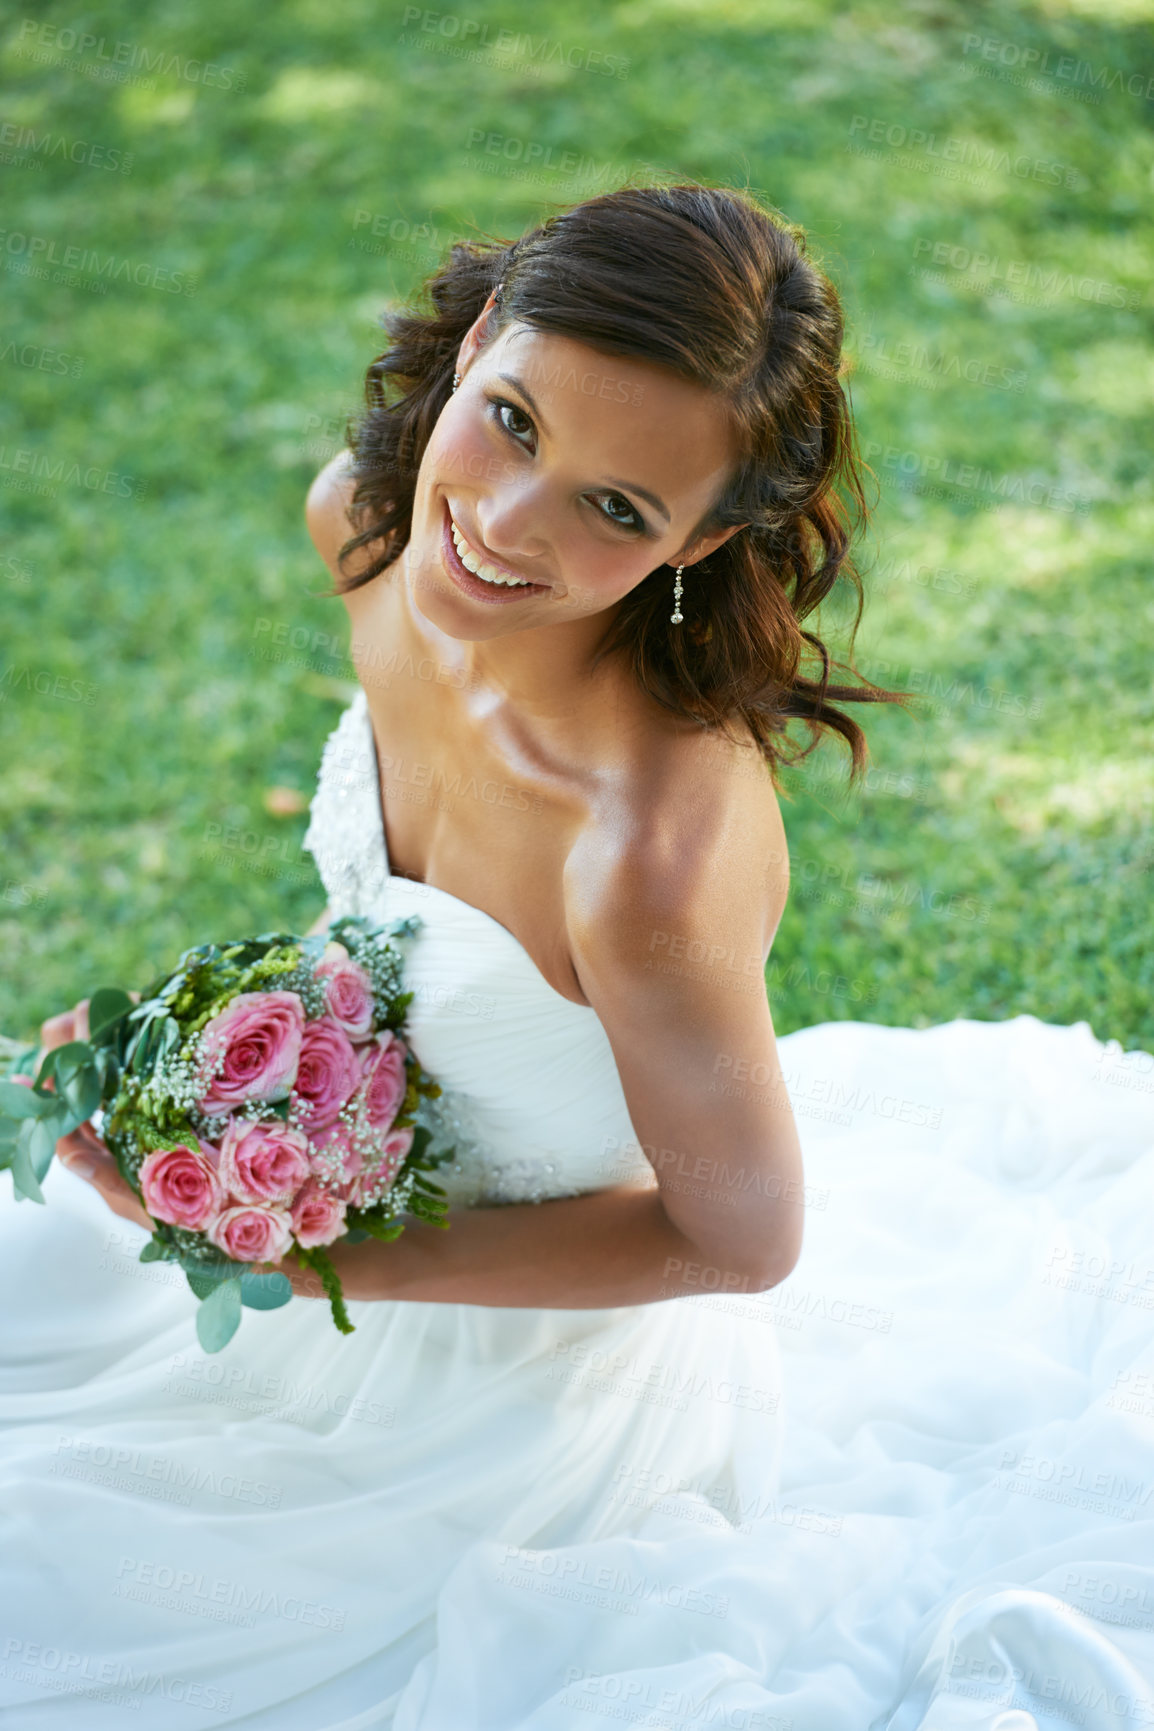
[857,332,1026,394]
[0,121,134,173]
[0,447,143,497]
[399,10,630,77]
[0,230,194,294]
[860,436,1091,514]
[114,1557,346,1630]
[2,1638,233,1714]
[910,237,1140,309]
[847,114,1078,187]
[0,340,84,377]
[961,31,1154,103]
[13,20,244,89]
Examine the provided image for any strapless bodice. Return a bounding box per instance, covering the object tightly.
[301,688,653,1209]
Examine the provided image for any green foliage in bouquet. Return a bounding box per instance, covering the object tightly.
[0,916,456,1352]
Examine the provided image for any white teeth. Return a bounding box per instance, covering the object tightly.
[450,515,532,587]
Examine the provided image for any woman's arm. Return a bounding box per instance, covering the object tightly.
[283,823,804,1311]
[290,1178,779,1308]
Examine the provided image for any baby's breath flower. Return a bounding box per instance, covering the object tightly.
[98,917,448,1335]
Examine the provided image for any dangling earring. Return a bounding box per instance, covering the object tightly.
[670,564,684,625]
[451,371,460,394]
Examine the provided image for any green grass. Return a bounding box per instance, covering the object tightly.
[1,0,1151,1048]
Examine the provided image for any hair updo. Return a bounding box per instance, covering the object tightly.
[329,180,910,788]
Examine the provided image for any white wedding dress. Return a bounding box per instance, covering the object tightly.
[2,686,1153,1731]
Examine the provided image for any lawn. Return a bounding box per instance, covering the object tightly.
[1,0,1151,1049]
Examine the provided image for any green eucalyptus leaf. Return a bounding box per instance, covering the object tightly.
[133,1022,160,1072]
[184,1261,242,1300]
[97,1050,120,1096]
[239,1269,293,1310]
[60,1061,103,1125]
[87,988,134,1041]
[33,1048,59,1091]
[52,1040,90,1075]
[124,1014,163,1070]
[0,1080,51,1121]
[139,1238,169,1263]
[35,1041,93,1093]
[11,1122,45,1203]
[195,1278,243,1353]
[29,1115,61,1180]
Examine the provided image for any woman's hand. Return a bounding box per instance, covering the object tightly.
[35,994,377,1296]
[39,994,91,1049]
[38,994,153,1231]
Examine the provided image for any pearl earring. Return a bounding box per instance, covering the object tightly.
[451,371,460,393]
[670,564,685,625]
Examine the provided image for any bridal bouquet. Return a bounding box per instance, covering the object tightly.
[0,915,453,1352]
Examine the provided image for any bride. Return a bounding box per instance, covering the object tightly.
[5,184,1153,1731]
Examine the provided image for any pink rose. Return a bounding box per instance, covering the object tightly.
[351,1125,414,1208]
[207,1202,293,1264]
[357,1031,409,1132]
[377,1124,414,1188]
[291,1015,361,1133]
[139,1139,224,1230]
[315,955,375,1040]
[219,1118,311,1205]
[290,1178,348,1248]
[309,1123,363,1201]
[197,991,305,1116]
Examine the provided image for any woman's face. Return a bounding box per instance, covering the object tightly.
[403,303,747,641]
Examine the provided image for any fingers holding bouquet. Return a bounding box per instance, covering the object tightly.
[4,919,453,1352]
[39,995,92,1049]
[56,1121,154,1229]
[38,993,149,1222]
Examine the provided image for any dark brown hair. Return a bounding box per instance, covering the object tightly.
[328,179,910,788]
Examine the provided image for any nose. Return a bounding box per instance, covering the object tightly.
[474,479,552,567]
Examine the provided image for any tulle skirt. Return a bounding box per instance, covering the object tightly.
[2,1013,1153,1731]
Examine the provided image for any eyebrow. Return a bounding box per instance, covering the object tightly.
[494,369,672,524]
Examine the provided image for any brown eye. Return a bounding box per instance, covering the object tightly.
[597,494,643,532]
[491,399,533,442]
[487,395,647,535]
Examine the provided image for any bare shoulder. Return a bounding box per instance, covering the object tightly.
[305,450,385,595]
[565,719,790,1008]
[304,449,356,570]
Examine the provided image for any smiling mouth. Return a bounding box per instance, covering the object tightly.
[440,500,550,601]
